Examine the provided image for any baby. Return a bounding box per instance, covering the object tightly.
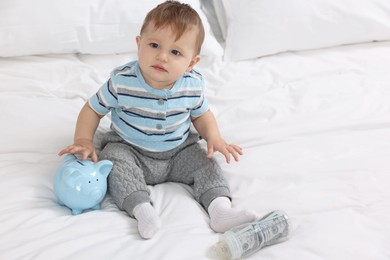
[59,0,256,239]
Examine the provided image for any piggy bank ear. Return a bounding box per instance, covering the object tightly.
[63,168,82,188]
[63,154,77,163]
[96,160,113,178]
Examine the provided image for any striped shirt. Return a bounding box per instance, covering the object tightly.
[89,61,209,152]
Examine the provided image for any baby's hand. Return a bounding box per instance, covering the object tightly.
[206,137,243,164]
[58,139,98,162]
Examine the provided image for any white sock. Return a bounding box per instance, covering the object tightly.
[208,197,257,233]
[132,203,162,239]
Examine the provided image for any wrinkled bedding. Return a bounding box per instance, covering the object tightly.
[1,41,390,259]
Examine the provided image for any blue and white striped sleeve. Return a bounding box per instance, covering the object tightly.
[190,92,209,118]
[88,78,118,116]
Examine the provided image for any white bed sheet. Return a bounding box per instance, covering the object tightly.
[1,41,390,259]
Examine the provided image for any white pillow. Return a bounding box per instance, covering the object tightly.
[211,0,228,40]
[0,0,223,57]
[214,0,390,61]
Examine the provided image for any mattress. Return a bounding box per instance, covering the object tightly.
[1,1,390,259]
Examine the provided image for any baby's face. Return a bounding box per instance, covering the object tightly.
[136,24,200,90]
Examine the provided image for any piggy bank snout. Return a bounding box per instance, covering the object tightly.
[91,189,104,201]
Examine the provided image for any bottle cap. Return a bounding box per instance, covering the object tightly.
[211,240,233,259]
[222,231,243,259]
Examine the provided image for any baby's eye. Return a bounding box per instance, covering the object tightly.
[149,43,159,48]
[171,50,181,56]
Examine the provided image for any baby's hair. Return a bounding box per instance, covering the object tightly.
[140,0,205,55]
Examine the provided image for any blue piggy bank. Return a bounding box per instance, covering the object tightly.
[54,154,113,215]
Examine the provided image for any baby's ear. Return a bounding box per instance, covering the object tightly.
[186,55,201,72]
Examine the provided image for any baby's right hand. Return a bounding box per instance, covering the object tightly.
[58,139,98,162]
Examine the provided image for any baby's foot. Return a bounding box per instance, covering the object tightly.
[133,203,162,239]
[208,197,257,233]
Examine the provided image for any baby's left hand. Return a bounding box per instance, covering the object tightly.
[206,137,243,163]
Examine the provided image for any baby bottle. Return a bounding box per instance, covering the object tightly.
[213,210,292,259]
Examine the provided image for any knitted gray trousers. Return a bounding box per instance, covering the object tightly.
[99,131,231,217]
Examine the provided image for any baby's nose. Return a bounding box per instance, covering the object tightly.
[156,51,168,62]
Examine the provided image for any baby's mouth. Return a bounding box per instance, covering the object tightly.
[151,65,168,72]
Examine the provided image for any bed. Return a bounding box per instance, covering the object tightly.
[1,0,390,259]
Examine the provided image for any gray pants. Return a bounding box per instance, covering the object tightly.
[99,131,231,217]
